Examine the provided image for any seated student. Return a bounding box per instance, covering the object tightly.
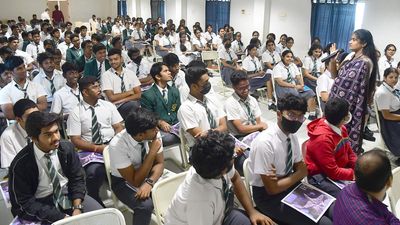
[58,30,73,60]
[8,111,102,224]
[212,28,225,50]
[305,98,357,197]
[83,43,110,80]
[378,44,398,82]
[242,44,270,99]
[25,29,45,60]
[375,67,400,162]
[32,52,66,107]
[111,36,131,65]
[333,149,400,225]
[50,62,81,116]
[219,37,240,86]
[178,66,227,148]
[175,32,195,66]
[165,130,274,225]
[76,40,94,72]
[0,56,47,119]
[141,62,181,146]
[273,50,317,120]
[0,63,13,89]
[231,32,245,59]
[79,25,91,42]
[316,60,334,111]
[247,94,333,225]
[102,48,141,119]
[66,34,82,64]
[157,27,175,57]
[126,47,154,92]
[52,49,64,71]
[192,28,209,52]
[67,76,124,207]
[109,108,164,225]
[163,53,189,102]
[302,44,324,93]
[8,36,35,71]
[0,99,38,168]
[261,39,280,110]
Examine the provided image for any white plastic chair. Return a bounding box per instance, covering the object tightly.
[179,127,190,170]
[52,208,125,225]
[373,99,389,150]
[387,167,400,217]
[242,158,252,198]
[152,171,188,224]
[315,85,323,117]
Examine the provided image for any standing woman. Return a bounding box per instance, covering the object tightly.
[329,29,378,154]
[303,44,324,92]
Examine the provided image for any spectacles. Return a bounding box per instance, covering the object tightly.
[282,111,306,123]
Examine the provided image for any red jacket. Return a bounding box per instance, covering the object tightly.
[305,118,357,180]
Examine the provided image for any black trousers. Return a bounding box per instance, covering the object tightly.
[84,162,106,207]
[307,174,341,197]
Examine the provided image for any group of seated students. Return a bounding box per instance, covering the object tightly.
[0,13,400,225]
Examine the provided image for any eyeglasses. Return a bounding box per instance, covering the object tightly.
[282,111,306,123]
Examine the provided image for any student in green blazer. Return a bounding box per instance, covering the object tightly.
[66,34,82,64]
[83,43,111,79]
[141,62,181,146]
[76,40,94,72]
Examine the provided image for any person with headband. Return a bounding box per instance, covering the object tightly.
[305,98,357,197]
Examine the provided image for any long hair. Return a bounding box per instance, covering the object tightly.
[353,29,378,103]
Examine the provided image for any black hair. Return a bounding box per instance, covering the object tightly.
[4,56,24,71]
[383,67,399,78]
[64,30,73,37]
[230,70,248,86]
[25,111,60,139]
[266,39,275,46]
[277,94,307,114]
[163,53,179,67]
[111,36,121,46]
[81,40,92,49]
[281,49,293,58]
[0,64,6,74]
[191,130,235,179]
[80,25,87,30]
[107,48,122,57]
[50,28,59,36]
[150,62,167,80]
[355,148,392,192]
[13,99,37,118]
[267,33,276,41]
[185,66,208,87]
[93,43,106,54]
[286,37,294,43]
[125,108,159,136]
[37,52,53,65]
[91,33,101,42]
[31,29,40,36]
[384,44,397,54]
[127,47,140,60]
[62,62,78,75]
[8,36,19,43]
[78,76,97,93]
[307,44,322,56]
[325,98,349,126]
[73,27,81,34]
[186,60,206,69]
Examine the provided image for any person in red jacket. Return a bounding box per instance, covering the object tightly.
[305,97,357,197]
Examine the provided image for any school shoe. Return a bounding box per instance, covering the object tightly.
[363,127,376,142]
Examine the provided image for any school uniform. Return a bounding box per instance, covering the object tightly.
[378,56,398,81]
[50,85,81,115]
[242,55,269,93]
[0,122,28,168]
[25,42,45,60]
[32,69,66,104]
[66,47,82,64]
[83,58,111,79]
[302,56,323,92]
[0,79,47,105]
[219,48,238,86]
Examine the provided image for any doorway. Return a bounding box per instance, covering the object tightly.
[47,0,71,23]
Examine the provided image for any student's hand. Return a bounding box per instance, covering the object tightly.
[194,130,208,138]
[330,43,337,54]
[135,182,152,200]
[149,138,162,154]
[249,210,275,225]
[294,161,307,178]
[259,122,268,131]
[94,144,106,153]
[266,164,278,181]
[295,85,303,91]
[72,209,82,216]
[234,146,245,155]
[159,121,171,132]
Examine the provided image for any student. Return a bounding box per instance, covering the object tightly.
[0,56,47,119]
[126,47,153,91]
[32,52,66,106]
[25,29,45,60]
[101,48,141,118]
[273,50,317,120]
[163,53,189,102]
[158,27,175,57]
[231,32,245,59]
[378,44,398,82]
[76,40,94,72]
[50,62,81,116]
[305,98,357,196]
[141,62,180,146]
[275,34,287,54]
[285,37,303,67]
[303,44,324,93]
[203,24,216,46]
[333,149,400,225]
[109,109,164,225]
[8,36,35,71]
[8,111,102,223]
[58,30,73,60]
[165,130,274,225]
[375,67,400,161]
[316,60,334,111]
[212,28,225,50]
[67,76,124,206]
[83,43,110,79]
[0,99,38,168]
[66,34,82,64]
[175,32,195,66]
[0,63,12,88]
[248,94,333,225]
[219,37,240,86]
[192,28,209,52]
[111,36,131,64]
[89,15,98,34]
[79,25,90,43]
[261,39,280,110]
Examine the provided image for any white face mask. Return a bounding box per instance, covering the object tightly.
[343,112,352,125]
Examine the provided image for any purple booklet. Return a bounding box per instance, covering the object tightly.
[170,122,180,137]
[78,151,104,167]
[0,180,10,208]
[10,216,42,225]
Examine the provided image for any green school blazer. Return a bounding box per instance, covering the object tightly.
[83,58,111,79]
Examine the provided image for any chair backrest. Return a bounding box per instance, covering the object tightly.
[270,72,278,104]
[243,158,252,197]
[152,171,188,224]
[179,126,190,169]
[373,98,388,150]
[52,208,125,225]
[315,85,323,117]
[201,50,218,61]
[102,146,120,207]
[388,167,400,217]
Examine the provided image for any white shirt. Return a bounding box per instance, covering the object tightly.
[224,93,261,135]
[15,49,35,65]
[178,94,225,147]
[275,43,285,54]
[242,55,262,72]
[262,50,281,66]
[154,34,163,43]
[40,31,51,42]
[33,146,68,198]
[109,129,163,178]
[273,61,300,84]
[212,35,223,49]
[248,123,303,187]
[203,32,216,42]
[79,34,91,43]
[378,56,398,81]
[0,123,28,168]
[316,70,334,97]
[192,37,207,48]
[160,35,176,47]
[32,69,66,103]
[0,79,47,105]
[101,67,141,100]
[231,40,245,55]
[218,48,238,62]
[67,99,123,143]
[125,59,152,80]
[40,11,50,21]
[89,18,98,33]
[25,42,45,60]
[50,85,81,115]
[375,82,400,112]
[58,42,73,60]
[131,29,146,40]
[164,166,235,225]
[303,56,323,74]
[175,41,195,66]
[170,70,189,103]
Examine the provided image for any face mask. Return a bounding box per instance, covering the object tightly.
[343,112,352,125]
[281,116,303,134]
[225,43,231,49]
[200,82,212,95]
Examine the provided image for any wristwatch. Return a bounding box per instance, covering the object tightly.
[72,204,84,212]
[145,178,155,187]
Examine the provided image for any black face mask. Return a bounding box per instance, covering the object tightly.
[225,43,231,49]
[200,82,212,95]
[281,116,303,134]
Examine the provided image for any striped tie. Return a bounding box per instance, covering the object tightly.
[312,58,318,77]
[270,52,276,65]
[139,142,146,163]
[97,61,103,78]
[199,99,217,129]
[241,100,256,125]
[44,151,71,210]
[285,137,293,175]
[117,73,126,92]
[221,176,233,223]
[285,67,293,83]
[162,89,168,104]
[15,84,28,99]
[90,106,102,144]
[47,77,56,95]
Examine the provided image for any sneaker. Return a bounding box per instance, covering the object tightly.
[268,103,277,111]
[364,126,374,135]
[308,115,317,121]
[363,131,376,142]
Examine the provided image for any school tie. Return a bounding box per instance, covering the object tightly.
[167,37,172,46]
[162,89,168,104]
[251,60,258,72]
[139,142,146,163]
[241,100,256,125]
[135,63,140,76]
[138,30,142,40]
[199,38,204,48]
[285,67,293,84]
[221,176,233,223]
[70,89,80,101]
[388,60,393,68]
[15,84,28,99]
[270,52,276,65]
[97,61,103,78]
[36,43,39,54]
[227,50,233,62]
[393,89,400,99]
[46,77,56,95]
[198,99,217,129]
[285,137,293,175]
[116,72,126,92]
[90,106,102,144]
[44,151,71,210]
[312,58,318,77]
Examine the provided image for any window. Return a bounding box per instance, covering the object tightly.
[117,0,127,16]
[151,0,165,22]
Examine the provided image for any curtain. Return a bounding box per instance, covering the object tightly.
[151,0,165,21]
[310,0,357,51]
[117,0,127,16]
[206,0,230,32]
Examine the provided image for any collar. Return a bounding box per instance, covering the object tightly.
[385,56,394,63]
[382,82,395,92]
[324,70,332,79]
[96,59,105,66]
[81,99,99,110]
[12,79,29,89]
[275,123,290,142]
[188,93,206,104]
[126,130,143,147]
[232,92,249,103]
[155,83,168,93]
[110,67,125,76]
[33,142,57,161]
[16,122,28,138]
[325,119,342,136]
[65,84,79,93]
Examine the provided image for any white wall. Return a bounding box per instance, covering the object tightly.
[186,0,205,30]
[0,0,47,21]
[69,0,116,23]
